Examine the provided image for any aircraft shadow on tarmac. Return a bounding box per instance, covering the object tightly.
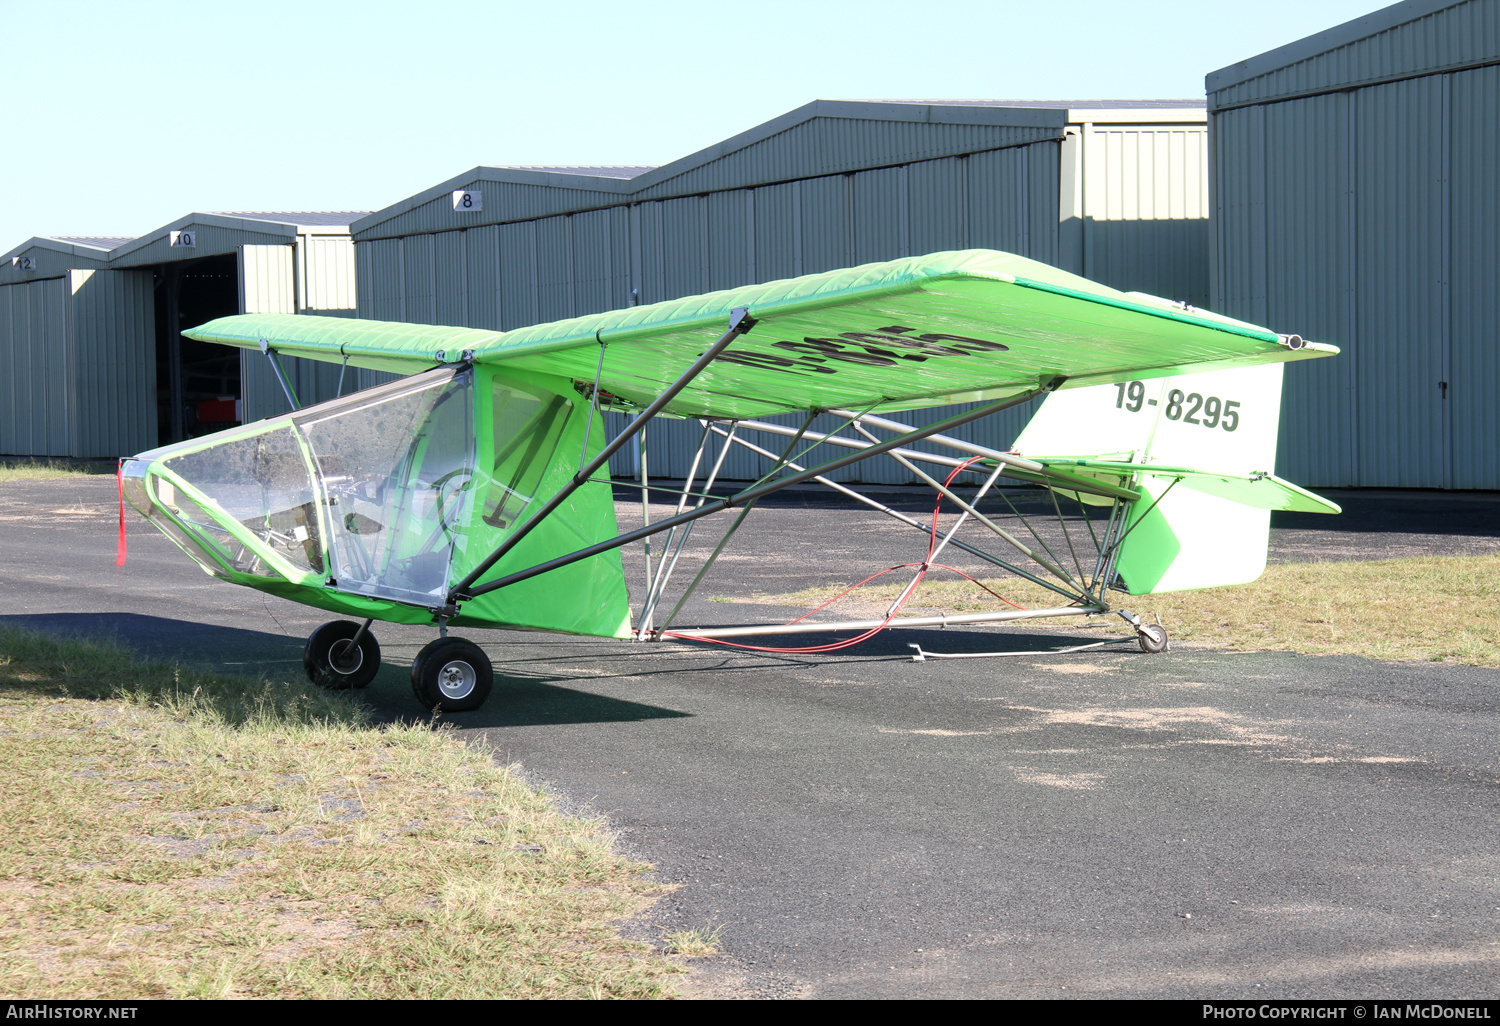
[868,627,1137,658]
[413,677,692,729]
[0,612,306,667]
[0,612,1140,725]
[0,612,691,728]
[643,625,1136,660]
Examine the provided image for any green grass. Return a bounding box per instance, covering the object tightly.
[0,627,683,999]
[662,926,724,957]
[0,459,115,481]
[722,554,1500,667]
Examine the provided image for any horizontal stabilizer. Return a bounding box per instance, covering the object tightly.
[1009,362,1340,594]
[1033,459,1341,515]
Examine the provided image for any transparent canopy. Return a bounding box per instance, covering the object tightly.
[299,370,474,604]
[126,367,476,606]
[124,362,630,639]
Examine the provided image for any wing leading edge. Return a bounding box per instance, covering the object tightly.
[185,249,1337,419]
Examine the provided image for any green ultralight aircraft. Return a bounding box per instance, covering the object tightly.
[121,249,1340,711]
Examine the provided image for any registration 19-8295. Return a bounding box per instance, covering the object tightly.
[1115,381,1240,432]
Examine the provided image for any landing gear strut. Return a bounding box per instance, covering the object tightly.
[304,619,381,689]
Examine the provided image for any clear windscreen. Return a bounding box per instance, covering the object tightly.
[159,425,323,577]
[296,368,475,605]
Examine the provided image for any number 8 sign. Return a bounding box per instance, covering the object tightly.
[451,190,483,212]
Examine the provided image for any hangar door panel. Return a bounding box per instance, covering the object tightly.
[0,277,71,456]
[68,269,156,456]
[238,245,344,423]
[1353,80,1447,488]
[1447,65,1500,489]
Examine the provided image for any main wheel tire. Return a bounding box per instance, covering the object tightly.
[411,637,493,712]
[1137,623,1169,654]
[304,620,381,689]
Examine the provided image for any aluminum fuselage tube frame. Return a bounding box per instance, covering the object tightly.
[459,383,1056,601]
[704,424,1086,605]
[636,419,732,634]
[651,411,822,636]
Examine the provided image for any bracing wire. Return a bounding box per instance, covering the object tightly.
[662,456,1027,653]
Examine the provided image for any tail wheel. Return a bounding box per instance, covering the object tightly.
[411,637,493,712]
[304,620,381,689]
[1137,623,1169,654]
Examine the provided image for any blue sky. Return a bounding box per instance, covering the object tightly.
[0,0,1384,247]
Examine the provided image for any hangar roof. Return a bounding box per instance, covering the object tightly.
[866,98,1207,122]
[48,236,135,250]
[351,97,1205,241]
[1207,0,1496,109]
[109,211,370,268]
[0,235,127,284]
[213,211,372,228]
[498,166,655,178]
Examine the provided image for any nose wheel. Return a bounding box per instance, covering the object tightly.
[411,637,493,712]
[1136,623,1169,653]
[304,619,381,689]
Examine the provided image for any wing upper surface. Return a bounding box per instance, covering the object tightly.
[185,249,1337,418]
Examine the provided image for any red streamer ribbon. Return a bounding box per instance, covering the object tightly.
[116,462,127,566]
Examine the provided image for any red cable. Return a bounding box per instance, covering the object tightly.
[784,563,919,625]
[661,455,1025,653]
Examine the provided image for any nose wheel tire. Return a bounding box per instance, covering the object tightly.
[1137,623,1169,654]
[411,637,493,712]
[304,620,381,689]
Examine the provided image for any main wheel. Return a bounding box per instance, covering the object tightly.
[304,620,381,689]
[1137,623,1169,654]
[411,637,493,712]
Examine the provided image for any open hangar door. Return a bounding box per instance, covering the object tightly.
[109,213,363,444]
[152,249,242,443]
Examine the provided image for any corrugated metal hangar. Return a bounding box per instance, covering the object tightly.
[0,236,140,458]
[349,99,1210,480]
[1210,0,1500,489]
[8,20,1499,495]
[0,212,365,458]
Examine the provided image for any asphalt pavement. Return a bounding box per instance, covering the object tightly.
[1,476,1497,998]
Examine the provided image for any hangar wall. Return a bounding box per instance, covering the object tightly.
[353,100,1209,481]
[0,268,154,458]
[0,276,71,456]
[0,215,363,457]
[1209,0,1500,489]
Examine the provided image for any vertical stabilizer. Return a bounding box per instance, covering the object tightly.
[1012,363,1287,594]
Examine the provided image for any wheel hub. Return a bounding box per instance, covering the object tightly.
[329,639,364,674]
[437,659,477,700]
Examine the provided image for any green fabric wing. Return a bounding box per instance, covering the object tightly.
[185,249,1337,419]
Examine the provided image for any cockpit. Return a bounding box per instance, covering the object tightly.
[123,362,602,607]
